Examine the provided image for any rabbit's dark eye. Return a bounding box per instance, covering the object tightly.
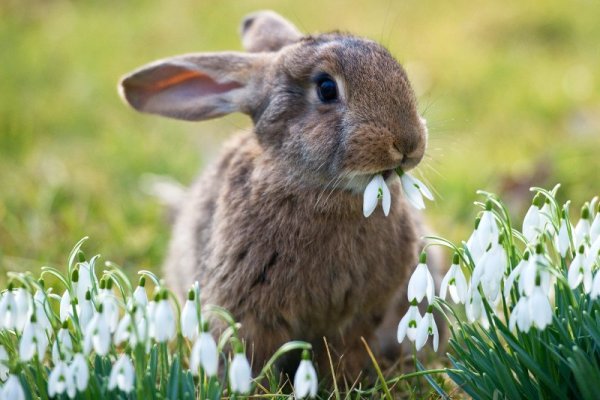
[315,74,338,103]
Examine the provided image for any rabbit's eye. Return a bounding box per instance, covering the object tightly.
[315,75,338,103]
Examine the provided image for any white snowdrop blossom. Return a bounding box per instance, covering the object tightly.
[229,351,252,394]
[19,316,49,362]
[131,284,148,308]
[528,287,553,330]
[83,308,111,356]
[75,262,94,305]
[397,301,422,343]
[399,170,433,210]
[190,332,219,377]
[78,291,94,330]
[33,290,53,334]
[591,271,600,300]
[0,345,8,381]
[99,283,120,333]
[1,375,26,400]
[52,327,74,364]
[466,217,486,264]
[363,174,391,217]
[509,296,531,332]
[70,353,90,393]
[471,240,507,302]
[0,289,17,330]
[568,246,592,293]
[518,247,551,297]
[477,207,499,250]
[439,254,468,304]
[556,217,571,258]
[13,288,30,333]
[466,287,486,325]
[181,295,199,341]
[48,360,76,398]
[522,200,543,242]
[407,253,435,304]
[585,236,600,270]
[591,208,600,243]
[293,351,318,398]
[108,354,135,393]
[415,308,439,352]
[60,290,73,323]
[574,206,591,247]
[153,296,176,343]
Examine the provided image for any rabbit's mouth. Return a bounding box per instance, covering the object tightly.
[381,169,395,180]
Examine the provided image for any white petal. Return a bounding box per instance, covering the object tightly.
[591,272,600,300]
[60,291,72,323]
[574,218,591,247]
[591,214,600,243]
[453,267,469,304]
[529,289,553,330]
[477,211,499,249]
[396,313,409,343]
[70,354,90,391]
[229,353,252,394]
[381,178,391,216]
[557,220,571,258]
[363,175,381,217]
[180,300,199,341]
[522,206,541,242]
[401,174,425,210]
[438,268,452,301]
[2,375,26,400]
[407,264,428,303]
[294,359,318,398]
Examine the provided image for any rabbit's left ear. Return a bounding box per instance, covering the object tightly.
[119,52,271,121]
[240,10,302,52]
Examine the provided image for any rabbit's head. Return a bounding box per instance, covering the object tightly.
[119,11,427,191]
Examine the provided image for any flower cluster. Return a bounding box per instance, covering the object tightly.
[0,241,317,398]
[363,168,433,217]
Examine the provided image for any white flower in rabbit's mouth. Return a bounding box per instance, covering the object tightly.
[363,174,391,217]
[397,168,433,210]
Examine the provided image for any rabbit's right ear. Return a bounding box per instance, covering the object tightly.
[119,52,271,121]
[240,10,302,52]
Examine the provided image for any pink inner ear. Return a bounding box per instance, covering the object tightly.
[122,65,243,112]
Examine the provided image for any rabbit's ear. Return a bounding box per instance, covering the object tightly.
[240,10,302,52]
[119,52,270,121]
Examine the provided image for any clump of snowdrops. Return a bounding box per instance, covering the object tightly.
[0,238,315,399]
[398,184,600,400]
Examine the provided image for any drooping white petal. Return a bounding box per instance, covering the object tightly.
[1,375,26,400]
[591,213,600,243]
[52,328,74,364]
[415,312,438,351]
[114,314,132,346]
[108,354,135,393]
[76,262,94,305]
[400,174,425,210]
[574,217,591,247]
[0,345,9,381]
[0,291,17,330]
[522,205,541,242]
[84,312,111,356]
[153,299,176,343]
[568,251,587,290]
[48,361,74,398]
[477,211,499,249]
[70,353,90,392]
[397,305,422,343]
[556,219,571,258]
[60,290,73,323]
[407,263,434,304]
[180,300,199,341]
[466,230,485,264]
[529,288,553,330]
[466,287,484,323]
[381,177,391,216]
[132,286,148,308]
[504,259,525,299]
[294,359,318,398]
[13,288,30,333]
[363,175,381,217]
[229,353,252,394]
[591,271,600,300]
[190,332,219,377]
[19,319,48,362]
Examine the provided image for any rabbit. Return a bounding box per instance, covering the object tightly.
[119,10,437,379]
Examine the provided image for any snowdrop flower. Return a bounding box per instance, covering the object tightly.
[48,360,76,398]
[13,288,30,333]
[504,251,530,299]
[70,353,90,393]
[568,245,592,293]
[294,350,318,398]
[99,279,119,333]
[466,287,485,324]
[146,300,157,339]
[1,375,25,400]
[439,253,468,304]
[19,314,49,362]
[519,244,551,297]
[131,277,148,308]
[522,195,545,242]
[33,289,53,334]
[477,202,499,249]
[78,290,94,330]
[74,262,94,306]
[407,253,435,304]
[574,205,591,247]
[52,324,74,364]
[528,287,553,330]
[591,271,600,300]
[397,300,422,343]
[152,293,176,343]
[556,214,571,258]
[229,348,252,394]
[108,354,135,393]
[60,290,73,323]
[190,330,218,377]
[585,236,600,270]
[181,289,199,341]
[509,296,531,332]
[114,313,132,346]
[398,169,433,210]
[466,217,486,264]
[0,345,8,381]
[591,205,600,243]
[471,238,507,302]
[0,287,17,330]
[83,305,111,356]
[363,174,391,217]
[415,306,439,352]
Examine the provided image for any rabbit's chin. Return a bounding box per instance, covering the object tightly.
[340,169,398,194]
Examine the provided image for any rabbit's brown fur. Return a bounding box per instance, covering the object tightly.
[120,11,432,379]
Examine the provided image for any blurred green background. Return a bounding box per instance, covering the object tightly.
[1,0,599,281]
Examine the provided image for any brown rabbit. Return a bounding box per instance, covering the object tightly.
[119,10,433,379]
